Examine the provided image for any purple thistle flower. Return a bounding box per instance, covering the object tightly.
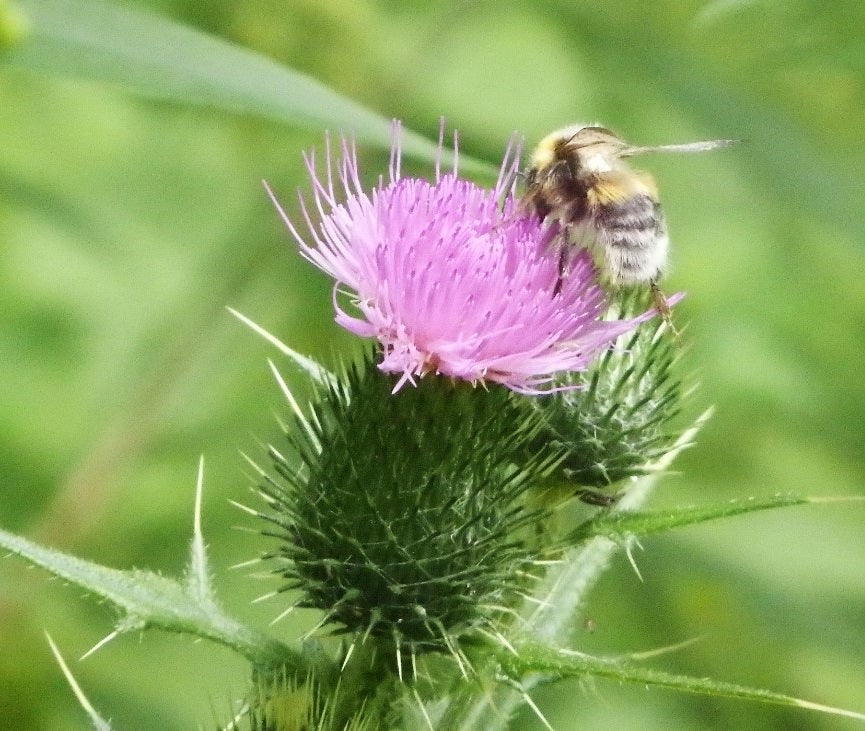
[268,124,660,393]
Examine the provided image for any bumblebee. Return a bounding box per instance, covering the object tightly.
[521,124,735,315]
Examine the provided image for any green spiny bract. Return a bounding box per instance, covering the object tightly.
[258,352,558,651]
[232,666,380,731]
[526,295,685,498]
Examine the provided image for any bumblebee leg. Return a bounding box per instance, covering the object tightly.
[551,223,575,296]
[649,279,678,337]
[553,247,567,296]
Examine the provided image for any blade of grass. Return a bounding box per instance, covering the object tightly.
[5,0,493,174]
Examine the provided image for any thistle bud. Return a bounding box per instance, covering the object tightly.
[258,356,559,653]
[526,296,685,501]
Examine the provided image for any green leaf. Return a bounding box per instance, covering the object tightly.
[569,493,812,544]
[501,642,865,723]
[3,0,493,174]
[0,525,297,669]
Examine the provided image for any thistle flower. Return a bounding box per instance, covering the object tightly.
[268,124,658,393]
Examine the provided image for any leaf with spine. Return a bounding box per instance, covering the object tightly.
[3,0,494,175]
[498,642,865,724]
[0,463,301,670]
[567,492,815,544]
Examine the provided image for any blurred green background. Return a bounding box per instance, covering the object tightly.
[1,0,864,728]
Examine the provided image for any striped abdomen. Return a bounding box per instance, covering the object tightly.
[587,171,669,286]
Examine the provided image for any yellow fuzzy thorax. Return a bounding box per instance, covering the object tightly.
[586,170,659,206]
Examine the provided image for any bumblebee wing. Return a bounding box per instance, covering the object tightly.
[565,218,598,251]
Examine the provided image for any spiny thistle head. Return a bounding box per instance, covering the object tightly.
[257,354,559,651]
[267,122,662,393]
[526,292,686,495]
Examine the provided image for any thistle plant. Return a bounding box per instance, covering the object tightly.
[2,121,863,730]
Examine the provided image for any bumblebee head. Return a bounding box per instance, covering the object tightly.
[530,124,628,177]
[529,124,737,177]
